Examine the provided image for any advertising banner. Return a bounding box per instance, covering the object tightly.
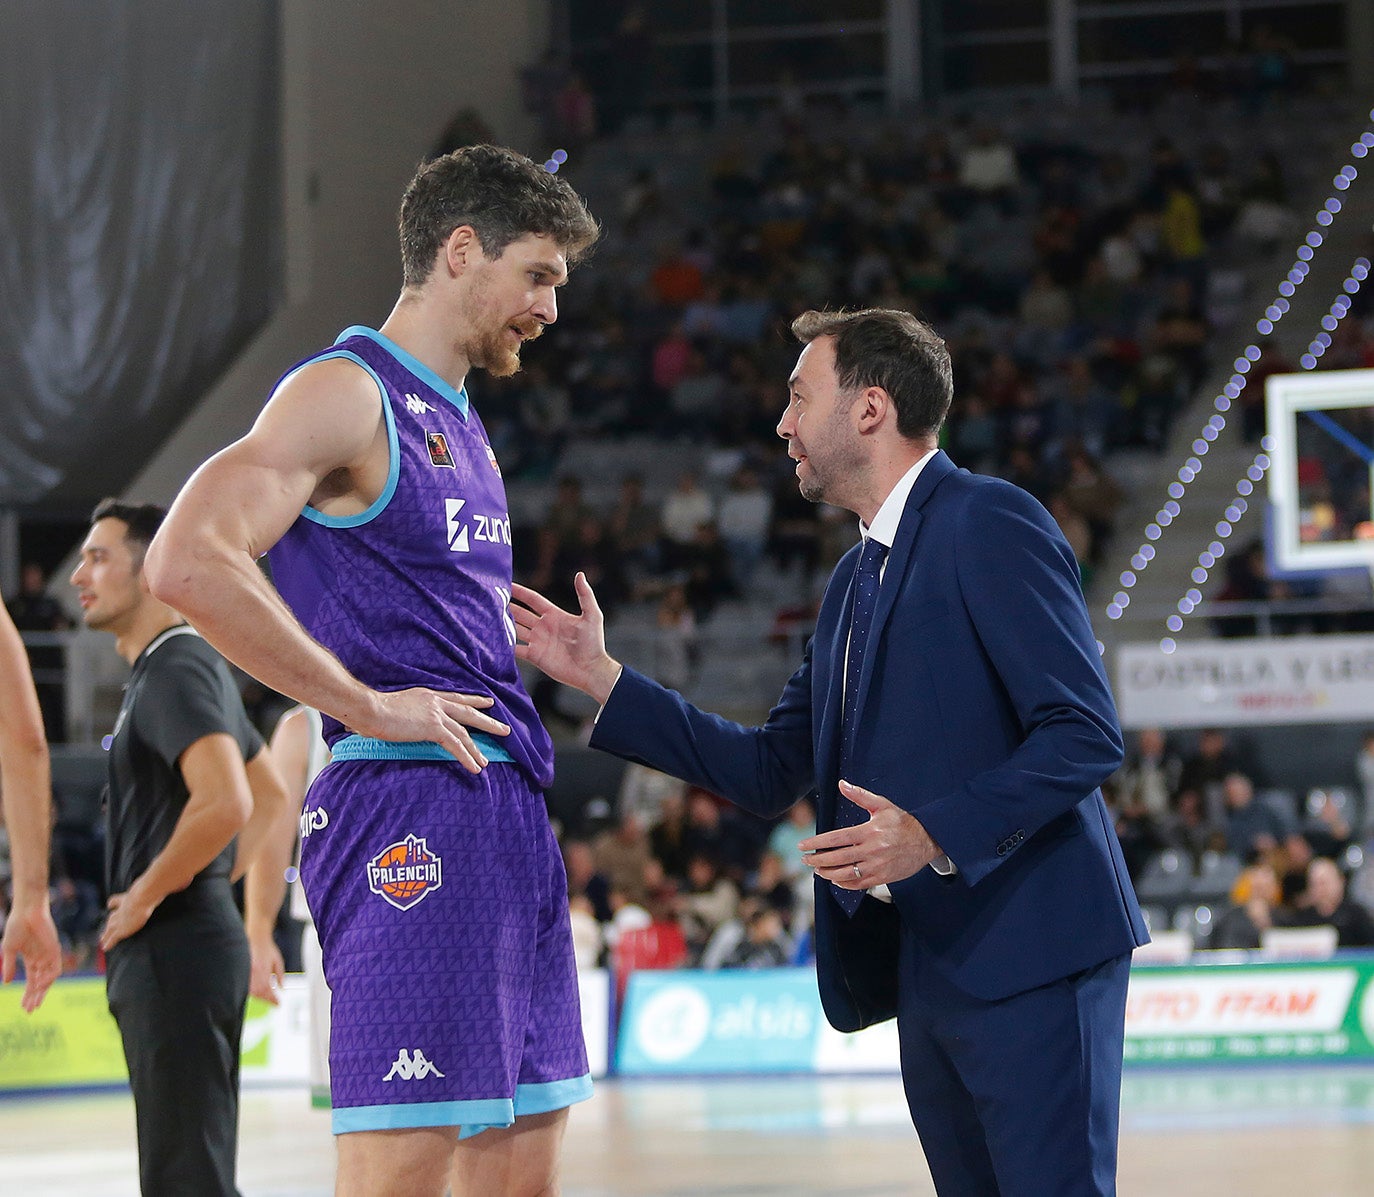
[0,969,613,1093]
[617,959,1374,1076]
[1116,635,1374,728]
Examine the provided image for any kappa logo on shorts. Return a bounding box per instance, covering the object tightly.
[366,834,443,911]
[384,1048,445,1081]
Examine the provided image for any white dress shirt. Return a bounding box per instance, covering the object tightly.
[851,449,958,886]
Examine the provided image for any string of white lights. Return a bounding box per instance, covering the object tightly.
[1104,112,1374,625]
[1153,256,1371,654]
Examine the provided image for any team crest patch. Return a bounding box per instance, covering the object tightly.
[484,442,502,474]
[426,431,455,468]
[366,834,443,910]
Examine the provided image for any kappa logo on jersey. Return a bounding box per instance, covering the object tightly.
[427,431,455,468]
[299,806,329,839]
[366,834,443,911]
[483,441,502,475]
[383,1048,445,1081]
[404,392,435,415]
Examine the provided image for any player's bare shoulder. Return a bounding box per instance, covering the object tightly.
[248,355,391,512]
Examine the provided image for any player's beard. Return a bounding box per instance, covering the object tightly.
[470,317,543,378]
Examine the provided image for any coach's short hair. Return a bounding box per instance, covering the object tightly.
[791,308,953,440]
[399,144,600,286]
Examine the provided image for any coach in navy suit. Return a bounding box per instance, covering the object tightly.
[512,307,1147,1195]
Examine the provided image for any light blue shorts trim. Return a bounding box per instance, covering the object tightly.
[329,732,514,764]
[331,1074,594,1137]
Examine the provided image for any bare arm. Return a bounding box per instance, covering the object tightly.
[240,743,295,1005]
[100,732,252,951]
[0,605,61,1011]
[144,359,507,770]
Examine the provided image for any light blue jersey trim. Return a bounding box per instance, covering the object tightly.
[330,732,514,763]
[297,349,400,529]
[338,325,470,419]
[331,1075,593,1137]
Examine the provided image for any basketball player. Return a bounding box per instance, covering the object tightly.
[267,703,333,1106]
[72,500,292,1196]
[0,600,61,1012]
[144,145,600,1197]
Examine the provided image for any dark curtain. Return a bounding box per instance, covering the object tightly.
[0,0,279,507]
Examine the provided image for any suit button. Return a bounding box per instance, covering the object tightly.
[996,844,1007,856]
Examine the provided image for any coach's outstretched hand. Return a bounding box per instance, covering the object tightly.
[510,573,623,705]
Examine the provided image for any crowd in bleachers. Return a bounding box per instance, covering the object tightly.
[1108,725,1374,950]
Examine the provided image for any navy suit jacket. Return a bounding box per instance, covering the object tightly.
[592,452,1147,1032]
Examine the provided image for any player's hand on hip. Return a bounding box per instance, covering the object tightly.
[358,688,510,774]
[510,573,622,704]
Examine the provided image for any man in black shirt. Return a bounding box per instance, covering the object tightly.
[71,500,290,1197]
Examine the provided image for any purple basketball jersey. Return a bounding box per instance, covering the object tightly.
[266,326,553,789]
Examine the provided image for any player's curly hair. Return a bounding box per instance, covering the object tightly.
[398,144,600,287]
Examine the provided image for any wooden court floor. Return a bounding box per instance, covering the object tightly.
[3,1069,1374,1194]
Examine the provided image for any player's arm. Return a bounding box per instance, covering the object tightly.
[100,732,253,951]
[0,604,62,1011]
[143,360,507,770]
[239,743,295,1005]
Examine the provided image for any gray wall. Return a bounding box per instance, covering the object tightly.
[128,0,551,505]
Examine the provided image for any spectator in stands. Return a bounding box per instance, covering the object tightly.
[592,812,654,908]
[679,850,740,960]
[1162,786,1226,864]
[534,474,597,588]
[1212,541,1271,637]
[716,465,774,590]
[958,123,1020,209]
[1179,728,1250,823]
[550,73,596,152]
[766,797,816,881]
[648,789,691,882]
[1222,772,1294,861]
[5,562,72,742]
[1357,731,1374,841]
[567,894,603,970]
[617,762,687,827]
[1291,857,1374,947]
[659,469,715,572]
[515,364,573,478]
[1115,727,1183,822]
[563,838,612,924]
[652,583,697,692]
[718,898,792,970]
[606,473,662,584]
[1209,861,1288,949]
[682,521,737,622]
[549,514,627,622]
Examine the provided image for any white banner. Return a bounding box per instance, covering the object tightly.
[1125,969,1358,1037]
[1116,634,1374,727]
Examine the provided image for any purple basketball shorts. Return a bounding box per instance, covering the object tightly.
[298,757,591,1136]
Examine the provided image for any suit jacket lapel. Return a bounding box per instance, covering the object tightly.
[853,451,956,720]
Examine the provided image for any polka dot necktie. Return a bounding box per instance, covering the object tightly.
[831,536,887,916]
